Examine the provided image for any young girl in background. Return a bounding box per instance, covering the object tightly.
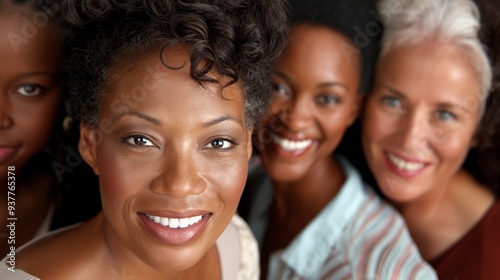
[0,0,66,256]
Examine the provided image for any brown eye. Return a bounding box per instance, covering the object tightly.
[212,139,224,148]
[316,94,339,105]
[206,138,235,150]
[124,135,155,147]
[134,137,149,145]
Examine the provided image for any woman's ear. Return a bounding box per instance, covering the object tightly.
[79,123,100,175]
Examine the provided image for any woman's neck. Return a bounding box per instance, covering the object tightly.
[393,169,495,261]
[271,155,345,222]
[260,155,346,278]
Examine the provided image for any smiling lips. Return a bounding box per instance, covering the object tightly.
[145,214,203,229]
[387,152,425,171]
[384,151,429,177]
[0,146,16,163]
[140,211,210,245]
[272,134,313,151]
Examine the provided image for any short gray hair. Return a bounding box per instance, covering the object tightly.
[377,0,492,100]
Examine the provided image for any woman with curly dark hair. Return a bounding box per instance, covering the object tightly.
[0,0,288,279]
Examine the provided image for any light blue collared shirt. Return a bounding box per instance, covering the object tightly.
[245,156,437,280]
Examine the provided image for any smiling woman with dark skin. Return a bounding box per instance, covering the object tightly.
[238,0,436,279]
[0,0,288,279]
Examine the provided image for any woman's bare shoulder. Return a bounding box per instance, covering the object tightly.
[15,213,105,279]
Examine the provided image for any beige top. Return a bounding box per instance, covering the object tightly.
[0,214,259,280]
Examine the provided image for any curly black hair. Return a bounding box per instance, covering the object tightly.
[287,0,380,94]
[62,0,289,129]
[2,0,69,36]
[463,0,500,197]
[2,0,55,11]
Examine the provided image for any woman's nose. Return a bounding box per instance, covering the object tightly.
[0,96,14,129]
[280,97,313,132]
[149,147,208,198]
[396,110,431,152]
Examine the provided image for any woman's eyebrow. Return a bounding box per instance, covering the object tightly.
[436,102,465,111]
[18,71,60,80]
[318,82,347,90]
[201,115,243,127]
[381,84,407,100]
[274,71,347,90]
[110,111,162,126]
[273,71,290,82]
[435,99,473,114]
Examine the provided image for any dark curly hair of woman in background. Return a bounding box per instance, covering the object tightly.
[464,0,500,197]
[0,0,290,278]
[63,0,289,129]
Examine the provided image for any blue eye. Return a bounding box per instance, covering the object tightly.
[381,96,402,108]
[316,94,339,105]
[206,138,236,150]
[436,110,457,121]
[123,135,155,147]
[16,84,46,97]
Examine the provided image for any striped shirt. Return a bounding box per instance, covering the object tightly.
[244,156,437,280]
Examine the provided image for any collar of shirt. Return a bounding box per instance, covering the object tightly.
[271,156,369,278]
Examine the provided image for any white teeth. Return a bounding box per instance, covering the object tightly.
[387,153,425,171]
[189,216,202,224]
[179,218,189,228]
[146,214,203,229]
[168,218,179,228]
[272,134,313,151]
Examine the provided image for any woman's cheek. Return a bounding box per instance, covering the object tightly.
[210,157,248,209]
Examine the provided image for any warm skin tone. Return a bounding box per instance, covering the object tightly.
[255,24,361,277]
[16,46,253,280]
[362,41,495,260]
[0,11,62,256]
